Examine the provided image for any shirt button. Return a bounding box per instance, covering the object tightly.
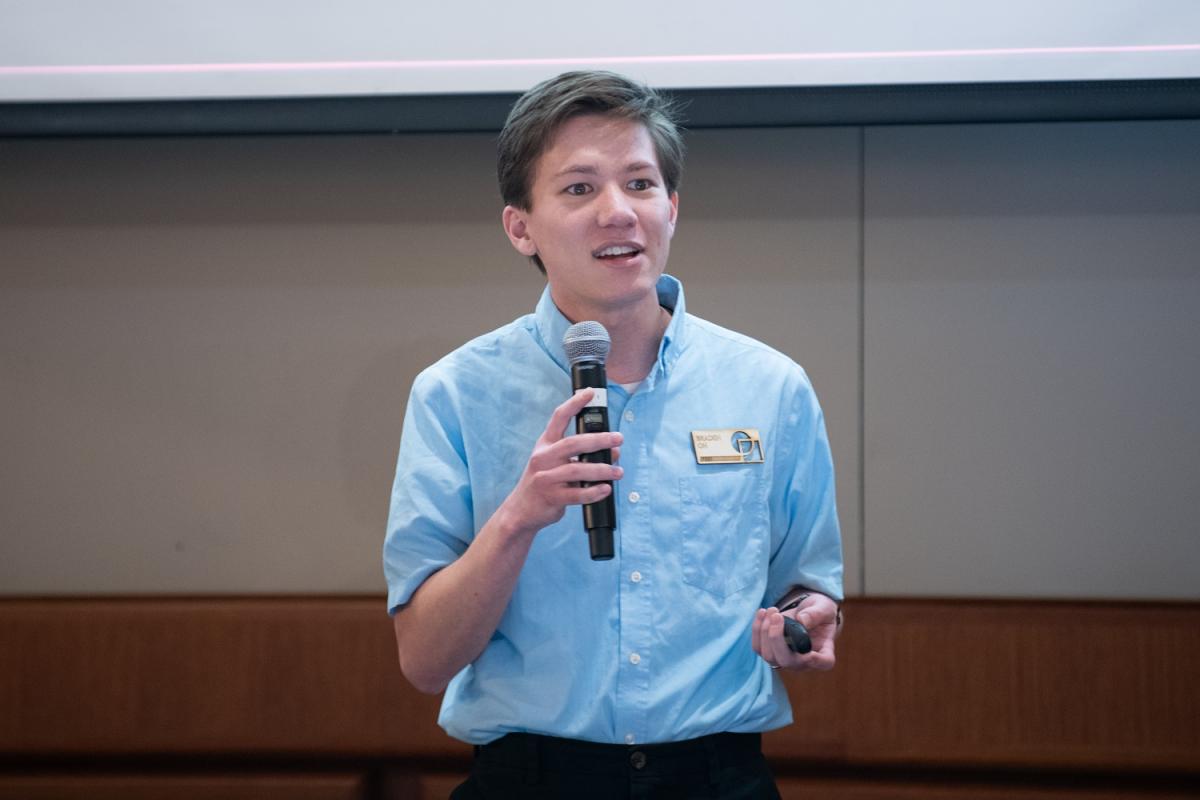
[624,410,635,422]
[629,652,641,665]
[628,491,640,503]
[630,571,642,583]
[625,733,636,745]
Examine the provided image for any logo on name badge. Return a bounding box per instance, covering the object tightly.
[690,429,765,464]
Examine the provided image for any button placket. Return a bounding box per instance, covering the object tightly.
[613,389,651,748]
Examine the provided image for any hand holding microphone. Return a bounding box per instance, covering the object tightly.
[497,387,622,543]
[493,321,620,561]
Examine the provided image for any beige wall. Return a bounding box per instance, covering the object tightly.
[864,121,1200,598]
[1,120,1197,599]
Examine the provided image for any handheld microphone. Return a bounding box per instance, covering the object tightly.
[562,321,616,561]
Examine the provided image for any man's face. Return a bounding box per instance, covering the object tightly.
[503,114,679,321]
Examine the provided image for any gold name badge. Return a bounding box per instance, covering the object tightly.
[691,429,765,464]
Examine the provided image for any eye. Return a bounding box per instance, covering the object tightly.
[628,178,653,191]
[564,183,592,196]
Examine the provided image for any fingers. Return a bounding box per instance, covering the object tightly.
[751,608,764,656]
[534,389,621,466]
[762,609,791,667]
[794,593,838,632]
[505,390,623,534]
[752,608,780,665]
[550,431,623,462]
[531,460,623,489]
[574,480,615,505]
[525,475,615,508]
[753,607,836,672]
[543,389,603,444]
[803,643,836,671]
[521,444,621,514]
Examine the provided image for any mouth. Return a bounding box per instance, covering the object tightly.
[592,244,643,263]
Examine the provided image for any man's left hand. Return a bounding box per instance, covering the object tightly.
[751,593,838,672]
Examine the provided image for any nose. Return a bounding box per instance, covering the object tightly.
[595,184,636,228]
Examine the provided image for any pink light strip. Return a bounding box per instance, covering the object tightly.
[2,43,1199,76]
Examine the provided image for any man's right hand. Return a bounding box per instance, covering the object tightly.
[496,388,623,537]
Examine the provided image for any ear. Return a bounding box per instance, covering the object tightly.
[667,191,679,236]
[502,205,537,257]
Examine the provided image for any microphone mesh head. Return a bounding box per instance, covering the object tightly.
[563,321,611,365]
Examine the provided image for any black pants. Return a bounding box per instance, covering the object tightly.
[449,732,782,800]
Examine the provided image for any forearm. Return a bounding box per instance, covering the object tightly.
[393,506,537,694]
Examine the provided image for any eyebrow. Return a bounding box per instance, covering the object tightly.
[554,165,597,178]
[553,161,660,178]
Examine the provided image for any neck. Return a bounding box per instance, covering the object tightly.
[556,292,671,384]
[604,303,671,383]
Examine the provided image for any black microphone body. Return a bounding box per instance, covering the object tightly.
[571,360,616,560]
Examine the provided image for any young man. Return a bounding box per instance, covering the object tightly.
[384,71,843,799]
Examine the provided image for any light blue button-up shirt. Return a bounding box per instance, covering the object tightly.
[384,274,842,745]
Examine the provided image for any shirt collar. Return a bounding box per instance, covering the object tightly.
[533,274,689,377]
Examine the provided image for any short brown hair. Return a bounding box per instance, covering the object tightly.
[498,71,685,271]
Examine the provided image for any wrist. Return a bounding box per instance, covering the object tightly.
[777,586,843,632]
[490,500,541,546]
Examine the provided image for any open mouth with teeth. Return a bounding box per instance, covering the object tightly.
[593,245,643,262]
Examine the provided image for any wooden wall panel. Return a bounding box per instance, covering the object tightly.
[764,657,847,760]
[831,600,1200,772]
[776,778,1200,800]
[383,773,1200,800]
[1,596,1197,787]
[0,597,468,758]
[406,774,465,799]
[0,773,366,800]
[7,773,1191,800]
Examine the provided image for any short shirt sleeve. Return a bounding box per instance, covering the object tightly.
[765,367,844,607]
[383,369,475,615]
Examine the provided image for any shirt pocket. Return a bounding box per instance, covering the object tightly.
[678,472,769,598]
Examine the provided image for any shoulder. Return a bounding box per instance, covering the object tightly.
[682,313,813,390]
[410,313,539,399]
